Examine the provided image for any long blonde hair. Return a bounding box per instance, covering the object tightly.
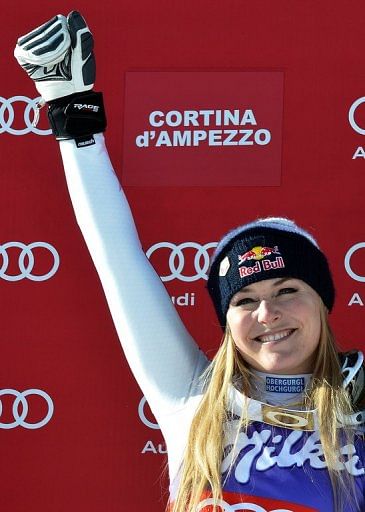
[171,301,359,512]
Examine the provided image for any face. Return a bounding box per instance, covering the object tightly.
[226,277,322,375]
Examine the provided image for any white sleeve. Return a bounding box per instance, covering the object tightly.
[59,133,209,421]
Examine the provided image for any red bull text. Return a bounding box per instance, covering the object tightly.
[239,256,285,277]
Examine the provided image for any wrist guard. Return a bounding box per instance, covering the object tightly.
[48,91,106,147]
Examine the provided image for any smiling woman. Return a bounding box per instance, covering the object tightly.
[226,277,321,374]
[173,218,364,512]
[14,11,365,512]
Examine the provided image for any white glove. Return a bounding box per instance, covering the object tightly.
[14,11,95,102]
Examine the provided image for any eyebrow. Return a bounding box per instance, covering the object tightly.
[239,277,292,293]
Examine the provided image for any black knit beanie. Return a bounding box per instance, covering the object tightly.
[207,217,335,327]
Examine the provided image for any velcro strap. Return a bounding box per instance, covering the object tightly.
[47,91,106,140]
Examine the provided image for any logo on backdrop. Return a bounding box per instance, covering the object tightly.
[138,396,160,430]
[123,71,283,186]
[136,109,271,148]
[138,396,166,455]
[0,96,52,135]
[345,242,365,306]
[349,97,365,159]
[0,389,54,429]
[146,241,217,282]
[0,242,59,281]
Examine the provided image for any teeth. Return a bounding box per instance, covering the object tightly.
[257,329,294,343]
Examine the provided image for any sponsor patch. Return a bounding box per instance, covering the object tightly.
[238,245,280,263]
[265,376,305,393]
[261,404,315,431]
[75,135,96,148]
[219,256,230,276]
[196,490,318,511]
[238,245,285,279]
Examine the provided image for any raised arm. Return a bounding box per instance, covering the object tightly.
[14,11,208,422]
[60,133,208,411]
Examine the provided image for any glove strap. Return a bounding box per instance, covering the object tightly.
[48,91,106,147]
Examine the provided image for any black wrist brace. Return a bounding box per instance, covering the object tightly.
[48,91,107,147]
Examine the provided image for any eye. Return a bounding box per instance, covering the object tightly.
[277,287,297,296]
[234,297,257,307]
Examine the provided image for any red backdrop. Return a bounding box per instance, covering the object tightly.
[1,2,365,511]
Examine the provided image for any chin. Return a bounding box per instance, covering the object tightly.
[257,358,307,375]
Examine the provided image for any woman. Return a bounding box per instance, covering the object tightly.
[14,12,365,512]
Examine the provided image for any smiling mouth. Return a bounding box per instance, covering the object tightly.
[254,329,297,344]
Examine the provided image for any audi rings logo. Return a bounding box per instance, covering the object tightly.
[146,242,217,282]
[138,396,160,430]
[349,97,365,135]
[0,242,60,281]
[0,96,52,135]
[345,242,365,282]
[0,389,54,429]
[197,498,293,512]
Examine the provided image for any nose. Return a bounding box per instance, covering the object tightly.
[256,299,281,325]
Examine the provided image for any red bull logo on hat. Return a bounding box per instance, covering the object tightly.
[238,245,285,278]
[238,246,280,263]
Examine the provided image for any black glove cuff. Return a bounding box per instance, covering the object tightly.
[48,91,107,146]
